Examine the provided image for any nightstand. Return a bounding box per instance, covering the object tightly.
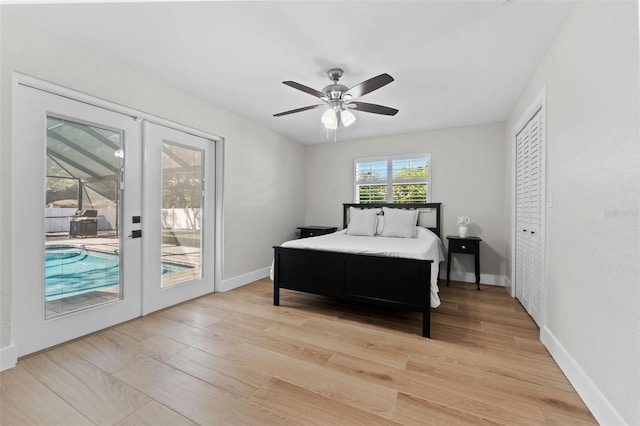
[297,226,338,239]
[446,235,482,290]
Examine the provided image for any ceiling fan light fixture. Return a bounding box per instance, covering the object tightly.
[341,109,356,127]
[275,68,398,134]
[321,108,338,129]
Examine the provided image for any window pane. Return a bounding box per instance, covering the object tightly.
[45,116,122,319]
[356,160,387,182]
[357,184,387,203]
[392,158,428,179]
[355,154,431,203]
[161,143,203,287]
[392,183,428,203]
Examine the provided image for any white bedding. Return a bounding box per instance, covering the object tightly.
[270,226,445,308]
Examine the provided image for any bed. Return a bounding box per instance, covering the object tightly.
[272,203,443,337]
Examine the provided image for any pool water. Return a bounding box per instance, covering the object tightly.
[45,246,192,301]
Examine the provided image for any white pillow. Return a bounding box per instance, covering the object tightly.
[380,207,419,238]
[346,207,379,236]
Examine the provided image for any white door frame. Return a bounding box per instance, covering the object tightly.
[510,85,547,322]
[9,73,224,360]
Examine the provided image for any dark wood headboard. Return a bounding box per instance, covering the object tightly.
[343,203,442,238]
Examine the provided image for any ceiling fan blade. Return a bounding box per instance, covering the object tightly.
[273,104,324,117]
[348,101,398,116]
[282,81,327,99]
[345,73,394,98]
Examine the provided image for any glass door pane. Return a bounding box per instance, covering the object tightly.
[45,115,123,318]
[161,142,203,287]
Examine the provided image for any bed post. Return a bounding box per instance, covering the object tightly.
[343,204,349,229]
[273,247,280,306]
[423,261,432,338]
[435,203,441,239]
[423,303,430,338]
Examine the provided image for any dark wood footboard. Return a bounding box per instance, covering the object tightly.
[273,246,433,338]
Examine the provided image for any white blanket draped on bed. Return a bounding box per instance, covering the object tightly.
[270,226,445,308]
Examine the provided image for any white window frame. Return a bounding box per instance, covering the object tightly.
[354,153,431,203]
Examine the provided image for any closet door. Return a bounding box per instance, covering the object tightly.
[515,108,544,326]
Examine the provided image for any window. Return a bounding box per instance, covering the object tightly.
[355,154,431,203]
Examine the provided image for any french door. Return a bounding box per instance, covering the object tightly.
[14,84,142,356]
[142,122,215,314]
[13,82,216,357]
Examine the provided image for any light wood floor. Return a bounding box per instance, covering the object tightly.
[0,279,596,425]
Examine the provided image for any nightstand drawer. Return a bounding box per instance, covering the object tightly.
[449,239,478,254]
[298,226,338,239]
[300,229,319,238]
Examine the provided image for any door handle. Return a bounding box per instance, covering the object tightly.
[128,230,142,238]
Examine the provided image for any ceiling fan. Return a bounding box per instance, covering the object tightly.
[273,68,399,129]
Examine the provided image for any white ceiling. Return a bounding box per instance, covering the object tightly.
[5,1,575,144]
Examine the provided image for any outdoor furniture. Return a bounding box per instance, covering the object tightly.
[69,209,98,237]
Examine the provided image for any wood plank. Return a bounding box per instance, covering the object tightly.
[117,314,235,357]
[392,392,508,426]
[302,316,455,359]
[193,295,312,326]
[0,365,91,426]
[326,351,549,424]
[407,353,594,421]
[208,318,336,366]
[113,358,284,425]
[114,401,196,426]
[20,345,151,424]
[62,332,148,374]
[265,320,409,369]
[250,378,400,425]
[154,304,223,329]
[229,342,398,418]
[133,334,266,398]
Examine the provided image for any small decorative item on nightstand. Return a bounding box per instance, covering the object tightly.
[457,215,470,237]
[297,226,338,239]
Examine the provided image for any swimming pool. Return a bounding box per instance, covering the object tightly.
[45,246,192,300]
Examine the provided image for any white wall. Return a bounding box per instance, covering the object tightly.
[304,123,507,284]
[505,1,639,424]
[0,12,304,352]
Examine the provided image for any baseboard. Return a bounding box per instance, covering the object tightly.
[504,276,512,289]
[541,327,625,425]
[439,271,508,287]
[0,345,17,371]
[220,266,270,292]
